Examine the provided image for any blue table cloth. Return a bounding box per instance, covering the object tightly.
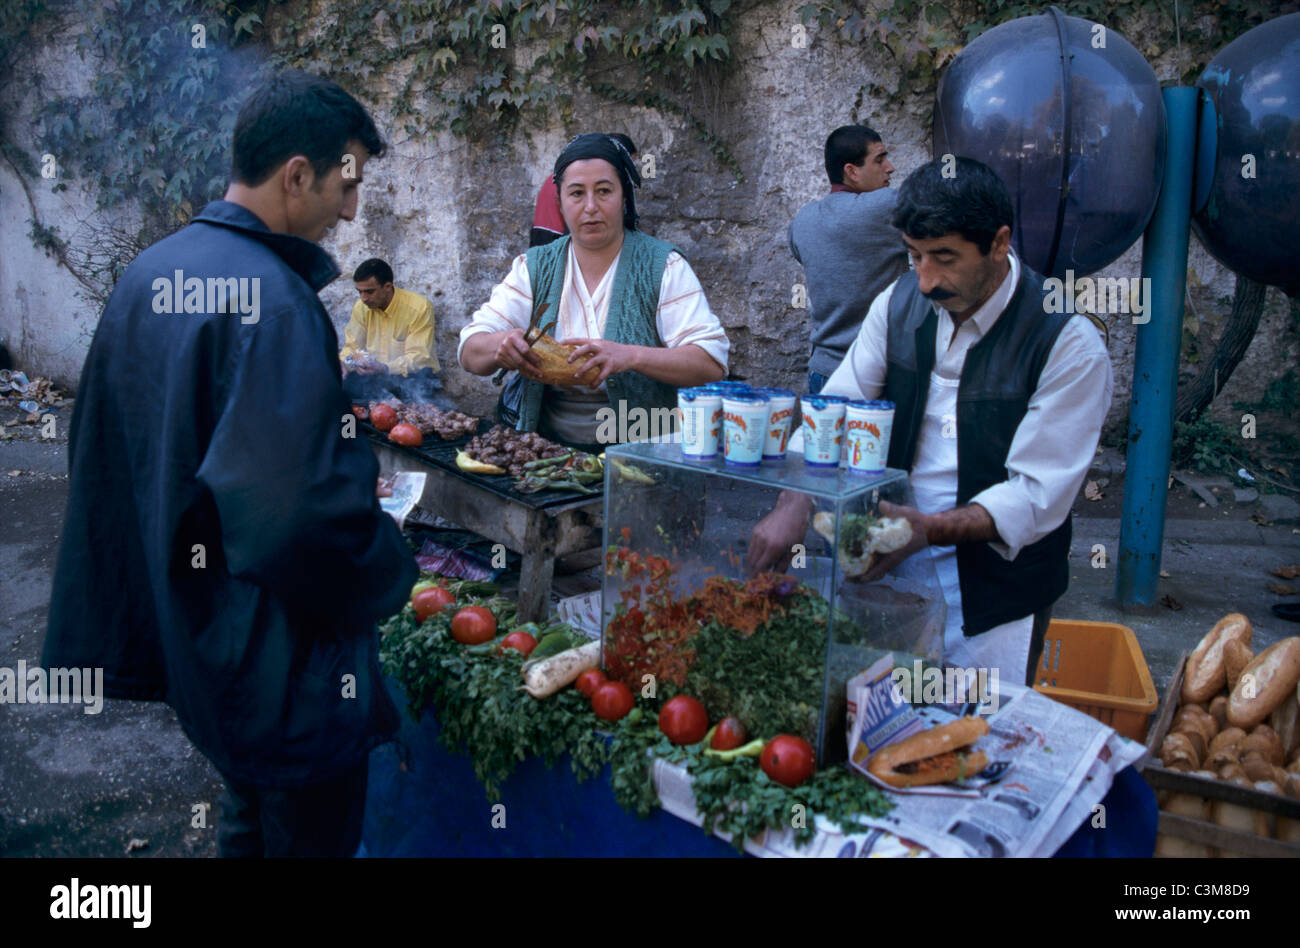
[362,678,1157,857]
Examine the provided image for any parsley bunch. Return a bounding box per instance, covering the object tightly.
[379,606,606,800]
[608,718,894,853]
[682,589,829,745]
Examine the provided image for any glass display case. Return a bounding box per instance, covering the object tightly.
[601,440,946,766]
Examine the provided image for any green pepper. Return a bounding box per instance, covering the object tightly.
[528,630,574,662]
[524,453,572,471]
[703,738,765,761]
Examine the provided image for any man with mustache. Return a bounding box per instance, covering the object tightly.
[749,157,1113,686]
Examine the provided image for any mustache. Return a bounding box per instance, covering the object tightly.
[922,287,957,301]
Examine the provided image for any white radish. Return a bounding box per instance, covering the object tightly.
[521,640,601,698]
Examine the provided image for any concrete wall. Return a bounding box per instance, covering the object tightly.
[2,2,1295,437]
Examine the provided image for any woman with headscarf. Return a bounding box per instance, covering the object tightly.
[459,133,729,450]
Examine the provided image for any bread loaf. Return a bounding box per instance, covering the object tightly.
[1224,639,1254,692]
[1228,637,1300,729]
[1157,792,1214,858]
[1209,694,1230,731]
[1218,761,1247,781]
[525,334,600,387]
[1183,614,1253,703]
[1269,691,1299,758]
[1209,727,1246,756]
[1161,732,1200,769]
[1212,777,1270,852]
[1245,724,1285,765]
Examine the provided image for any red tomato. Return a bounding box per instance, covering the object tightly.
[575,669,608,698]
[388,422,422,446]
[412,586,455,622]
[591,681,634,721]
[760,735,816,787]
[658,695,709,745]
[370,404,398,431]
[351,404,369,421]
[451,606,497,645]
[711,716,748,751]
[498,631,537,657]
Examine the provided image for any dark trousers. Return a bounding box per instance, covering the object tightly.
[1024,605,1055,687]
[216,759,369,858]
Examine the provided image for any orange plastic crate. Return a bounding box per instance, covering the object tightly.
[1032,619,1157,742]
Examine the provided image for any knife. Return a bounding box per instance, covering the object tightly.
[493,301,553,386]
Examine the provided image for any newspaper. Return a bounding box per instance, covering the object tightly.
[557,589,603,640]
[827,681,1145,857]
[648,679,1145,858]
[379,472,426,531]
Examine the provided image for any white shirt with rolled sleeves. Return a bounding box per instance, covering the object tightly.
[796,251,1115,682]
[457,243,730,380]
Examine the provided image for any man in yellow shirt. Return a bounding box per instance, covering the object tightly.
[340,258,439,401]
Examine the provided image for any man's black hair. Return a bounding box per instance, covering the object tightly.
[608,133,637,156]
[824,125,882,184]
[231,70,387,187]
[891,157,1014,255]
[353,258,393,285]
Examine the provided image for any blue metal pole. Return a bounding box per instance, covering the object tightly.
[1116,87,1199,606]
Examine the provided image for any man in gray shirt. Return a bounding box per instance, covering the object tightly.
[789,125,909,394]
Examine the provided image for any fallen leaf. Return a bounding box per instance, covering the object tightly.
[1160,594,1183,611]
[1271,565,1300,580]
[1159,570,1171,578]
[7,470,20,477]
[1084,480,1103,501]
[1251,512,1272,526]
[124,837,149,854]
[1269,584,1297,595]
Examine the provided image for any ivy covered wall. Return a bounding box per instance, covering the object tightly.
[0,0,1295,434]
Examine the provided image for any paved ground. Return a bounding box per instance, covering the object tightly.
[1,434,1297,857]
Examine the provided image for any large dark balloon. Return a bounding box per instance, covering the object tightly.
[933,11,1165,278]
[1193,13,1300,294]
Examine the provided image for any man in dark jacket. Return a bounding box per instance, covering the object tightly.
[43,71,416,857]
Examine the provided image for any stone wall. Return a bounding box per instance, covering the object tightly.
[2,2,1295,439]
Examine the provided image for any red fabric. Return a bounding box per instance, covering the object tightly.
[532,174,566,237]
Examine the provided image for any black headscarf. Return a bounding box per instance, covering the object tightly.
[553,133,641,231]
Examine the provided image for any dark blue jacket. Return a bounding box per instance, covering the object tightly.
[43,200,416,787]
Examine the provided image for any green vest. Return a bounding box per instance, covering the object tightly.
[516,230,683,437]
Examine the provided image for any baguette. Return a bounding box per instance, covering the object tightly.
[867,716,990,788]
[1227,637,1300,729]
[1182,614,1253,703]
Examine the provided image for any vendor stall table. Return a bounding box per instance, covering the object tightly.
[361,678,1158,858]
[366,428,603,622]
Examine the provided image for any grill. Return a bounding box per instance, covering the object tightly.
[361,420,602,510]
